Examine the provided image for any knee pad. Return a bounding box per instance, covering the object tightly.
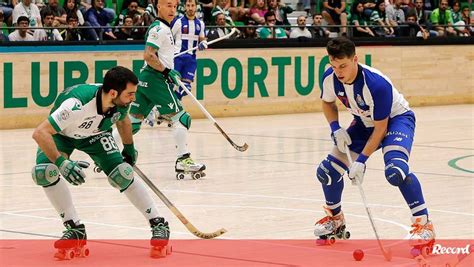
[171,110,191,130]
[31,163,60,186]
[108,163,134,191]
[316,155,348,185]
[384,152,410,186]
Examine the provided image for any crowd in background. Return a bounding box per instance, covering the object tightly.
[0,0,473,42]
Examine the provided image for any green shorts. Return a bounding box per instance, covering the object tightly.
[35,131,123,175]
[130,68,183,117]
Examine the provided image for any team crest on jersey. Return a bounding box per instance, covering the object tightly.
[356,94,365,107]
[111,112,121,124]
[150,30,159,40]
[183,25,189,34]
[58,110,70,121]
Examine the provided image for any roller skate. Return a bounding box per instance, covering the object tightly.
[314,207,350,245]
[149,217,172,258]
[54,220,89,260]
[156,115,172,128]
[175,153,206,180]
[144,109,157,127]
[409,215,436,258]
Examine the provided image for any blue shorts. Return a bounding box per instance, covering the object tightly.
[174,54,197,81]
[347,111,416,157]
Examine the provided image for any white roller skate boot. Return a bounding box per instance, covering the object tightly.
[409,215,435,257]
[175,153,206,180]
[314,207,350,245]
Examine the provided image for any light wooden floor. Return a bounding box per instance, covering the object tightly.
[0,104,472,241]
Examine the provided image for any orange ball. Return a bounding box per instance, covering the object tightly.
[353,249,364,261]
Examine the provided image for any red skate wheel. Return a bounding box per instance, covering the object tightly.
[328,236,336,245]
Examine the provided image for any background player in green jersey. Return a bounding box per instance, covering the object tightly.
[128,0,206,180]
[31,66,170,258]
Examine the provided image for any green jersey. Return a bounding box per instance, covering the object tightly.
[144,19,176,73]
[430,8,454,25]
[48,84,129,139]
[258,27,287,39]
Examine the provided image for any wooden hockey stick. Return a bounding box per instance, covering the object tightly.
[174,28,237,58]
[133,166,227,239]
[345,146,392,261]
[176,79,249,152]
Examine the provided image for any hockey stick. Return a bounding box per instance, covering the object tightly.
[174,28,237,58]
[176,79,249,152]
[344,146,392,261]
[133,166,227,239]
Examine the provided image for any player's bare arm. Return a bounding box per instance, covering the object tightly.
[32,120,63,162]
[116,116,134,146]
[361,117,388,157]
[322,100,339,124]
[144,46,167,72]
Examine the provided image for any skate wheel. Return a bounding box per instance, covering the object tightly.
[328,236,336,245]
[150,246,167,258]
[157,121,162,125]
[68,250,75,259]
[192,172,201,180]
[82,247,90,257]
[176,173,185,180]
[167,123,172,127]
[343,231,351,240]
[94,166,102,173]
[421,246,431,256]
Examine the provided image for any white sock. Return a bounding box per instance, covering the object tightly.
[172,123,189,157]
[43,178,80,224]
[123,178,159,220]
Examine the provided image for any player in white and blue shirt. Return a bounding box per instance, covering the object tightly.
[171,0,207,100]
[314,37,435,247]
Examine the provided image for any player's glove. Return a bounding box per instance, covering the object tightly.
[55,156,90,186]
[348,154,368,185]
[162,68,181,86]
[198,40,208,51]
[330,121,352,153]
[122,143,138,166]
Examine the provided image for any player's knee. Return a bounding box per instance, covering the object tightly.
[171,110,191,130]
[384,158,410,186]
[108,163,134,192]
[316,155,347,185]
[31,163,60,187]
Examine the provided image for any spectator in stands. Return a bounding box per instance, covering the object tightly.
[451,0,468,36]
[34,8,63,40]
[41,0,67,27]
[258,10,287,38]
[321,0,348,35]
[351,1,375,37]
[228,0,248,22]
[143,0,157,26]
[12,0,42,27]
[404,12,433,38]
[211,0,234,25]
[310,12,330,37]
[386,0,405,35]
[361,0,377,17]
[290,14,311,38]
[207,12,235,40]
[85,0,116,40]
[8,15,34,40]
[62,13,83,41]
[430,0,456,36]
[199,0,214,24]
[116,15,136,39]
[0,9,9,42]
[0,0,13,25]
[239,17,258,39]
[410,0,429,25]
[249,0,267,25]
[267,0,292,26]
[370,0,395,36]
[421,0,436,11]
[63,0,98,40]
[460,4,473,36]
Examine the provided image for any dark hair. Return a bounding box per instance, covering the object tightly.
[264,11,276,21]
[102,66,138,94]
[312,12,322,19]
[326,37,356,59]
[17,16,29,24]
[41,8,54,22]
[67,13,79,22]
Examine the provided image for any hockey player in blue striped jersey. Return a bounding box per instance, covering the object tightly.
[313,37,435,251]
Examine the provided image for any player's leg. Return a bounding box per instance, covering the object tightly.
[381,111,434,247]
[174,55,197,101]
[31,135,86,250]
[128,70,159,135]
[80,131,170,246]
[147,73,205,179]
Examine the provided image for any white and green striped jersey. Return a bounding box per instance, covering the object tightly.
[144,18,176,72]
[48,84,129,139]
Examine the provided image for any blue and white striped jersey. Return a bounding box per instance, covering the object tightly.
[321,64,410,127]
[171,16,205,56]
